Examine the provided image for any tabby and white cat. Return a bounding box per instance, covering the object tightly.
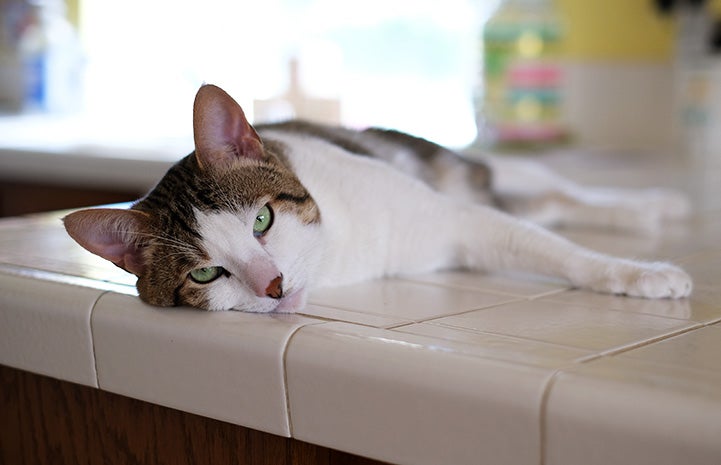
[63,84,692,312]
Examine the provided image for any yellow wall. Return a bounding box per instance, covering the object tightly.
[556,0,672,61]
[557,0,721,62]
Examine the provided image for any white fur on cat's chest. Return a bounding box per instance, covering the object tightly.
[263,131,460,288]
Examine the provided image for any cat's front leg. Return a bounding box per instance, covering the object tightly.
[459,205,693,299]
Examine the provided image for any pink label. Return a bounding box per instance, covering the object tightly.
[509,65,561,87]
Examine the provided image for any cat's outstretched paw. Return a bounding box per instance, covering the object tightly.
[626,263,692,299]
[597,262,693,299]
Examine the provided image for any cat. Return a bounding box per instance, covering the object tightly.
[63,84,693,312]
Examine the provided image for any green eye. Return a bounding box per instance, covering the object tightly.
[253,204,273,237]
[189,266,225,284]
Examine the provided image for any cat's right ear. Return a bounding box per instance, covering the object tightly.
[63,208,151,277]
[193,84,264,170]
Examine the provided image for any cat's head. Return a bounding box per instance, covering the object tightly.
[64,84,322,312]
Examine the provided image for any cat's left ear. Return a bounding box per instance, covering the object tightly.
[63,208,151,276]
[193,84,264,169]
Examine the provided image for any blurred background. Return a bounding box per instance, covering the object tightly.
[1,0,721,215]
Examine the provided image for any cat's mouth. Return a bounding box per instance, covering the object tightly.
[230,287,306,313]
[271,288,307,313]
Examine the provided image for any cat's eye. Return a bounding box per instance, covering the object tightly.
[253,204,273,237]
[189,266,225,284]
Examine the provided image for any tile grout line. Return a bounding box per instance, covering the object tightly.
[397,274,572,300]
[88,290,111,390]
[281,326,303,438]
[537,321,707,465]
[702,316,721,327]
[280,321,324,438]
[417,297,528,325]
[309,296,527,328]
[593,322,706,359]
[299,305,414,328]
[526,287,574,300]
[306,301,405,322]
[538,367,565,465]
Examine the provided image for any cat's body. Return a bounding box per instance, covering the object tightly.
[64,85,692,312]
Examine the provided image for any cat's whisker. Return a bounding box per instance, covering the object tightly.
[104,229,202,257]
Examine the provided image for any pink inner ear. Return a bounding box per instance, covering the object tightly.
[63,208,149,276]
[193,84,264,168]
[86,237,145,276]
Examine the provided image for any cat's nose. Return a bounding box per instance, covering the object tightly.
[265,275,283,299]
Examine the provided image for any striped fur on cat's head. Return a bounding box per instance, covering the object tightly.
[64,85,321,312]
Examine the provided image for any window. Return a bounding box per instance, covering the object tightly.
[79,0,486,147]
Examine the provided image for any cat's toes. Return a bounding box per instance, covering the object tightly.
[621,263,693,299]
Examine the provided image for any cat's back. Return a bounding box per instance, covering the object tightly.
[256,120,493,205]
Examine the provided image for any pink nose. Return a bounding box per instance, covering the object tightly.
[245,256,283,298]
[265,275,283,299]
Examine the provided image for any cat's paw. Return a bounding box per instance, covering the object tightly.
[603,262,693,299]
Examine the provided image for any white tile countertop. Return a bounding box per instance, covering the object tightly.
[2,152,721,465]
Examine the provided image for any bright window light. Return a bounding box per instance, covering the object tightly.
[79,0,483,148]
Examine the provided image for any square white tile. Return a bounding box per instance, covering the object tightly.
[433,299,698,353]
[286,322,553,465]
[619,324,721,373]
[0,212,136,286]
[298,303,413,328]
[393,322,591,369]
[0,270,101,387]
[399,270,569,298]
[546,356,721,465]
[309,278,518,323]
[92,292,322,437]
[543,289,717,323]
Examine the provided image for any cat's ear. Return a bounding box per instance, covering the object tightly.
[63,208,151,276]
[193,84,264,169]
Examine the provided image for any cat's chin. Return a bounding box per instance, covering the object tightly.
[229,288,307,314]
[271,288,307,313]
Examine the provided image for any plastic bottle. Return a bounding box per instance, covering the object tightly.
[475,0,566,150]
[18,0,83,113]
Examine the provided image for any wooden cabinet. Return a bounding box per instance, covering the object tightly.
[0,365,386,465]
[0,180,141,217]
